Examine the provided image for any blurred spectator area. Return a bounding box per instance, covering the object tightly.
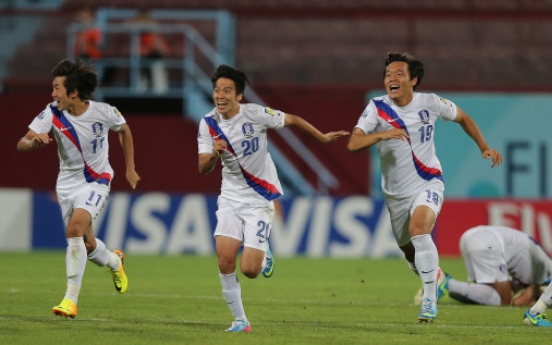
[3,1,552,90]
[72,9,223,96]
[2,0,552,195]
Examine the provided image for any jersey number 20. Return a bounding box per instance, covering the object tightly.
[242,137,259,156]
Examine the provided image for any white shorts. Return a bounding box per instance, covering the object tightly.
[384,179,444,246]
[57,183,110,226]
[214,197,274,251]
[460,227,510,283]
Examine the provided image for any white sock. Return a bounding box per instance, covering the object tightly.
[531,300,549,314]
[448,279,501,305]
[412,234,439,302]
[65,237,86,304]
[66,283,80,305]
[531,283,552,314]
[219,272,247,321]
[88,238,120,270]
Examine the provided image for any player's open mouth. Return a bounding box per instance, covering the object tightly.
[390,85,399,91]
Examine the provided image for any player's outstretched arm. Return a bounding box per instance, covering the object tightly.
[454,107,503,168]
[284,113,349,143]
[118,123,141,189]
[346,127,408,153]
[17,130,52,152]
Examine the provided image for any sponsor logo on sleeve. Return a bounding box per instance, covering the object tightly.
[439,97,454,109]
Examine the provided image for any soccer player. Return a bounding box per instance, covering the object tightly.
[17,59,140,318]
[197,64,349,332]
[419,225,552,309]
[346,52,502,322]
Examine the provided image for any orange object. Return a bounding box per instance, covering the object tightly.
[78,27,103,59]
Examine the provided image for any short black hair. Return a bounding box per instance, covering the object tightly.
[384,52,424,90]
[211,64,249,95]
[51,59,97,100]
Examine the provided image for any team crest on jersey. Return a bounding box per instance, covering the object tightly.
[91,122,105,137]
[418,109,430,124]
[242,122,255,138]
[362,108,370,118]
[113,107,122,116]
[38,111,46,120]
[264,107,275,116]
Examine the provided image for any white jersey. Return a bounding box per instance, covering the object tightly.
[462,225,552,285]
[28,101,126,196]
[197,103,285,203]
[354,92,457,197]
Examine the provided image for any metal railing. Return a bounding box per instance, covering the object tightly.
[66,8,339,195]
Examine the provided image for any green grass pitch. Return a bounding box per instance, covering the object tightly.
[0,252,549,344]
